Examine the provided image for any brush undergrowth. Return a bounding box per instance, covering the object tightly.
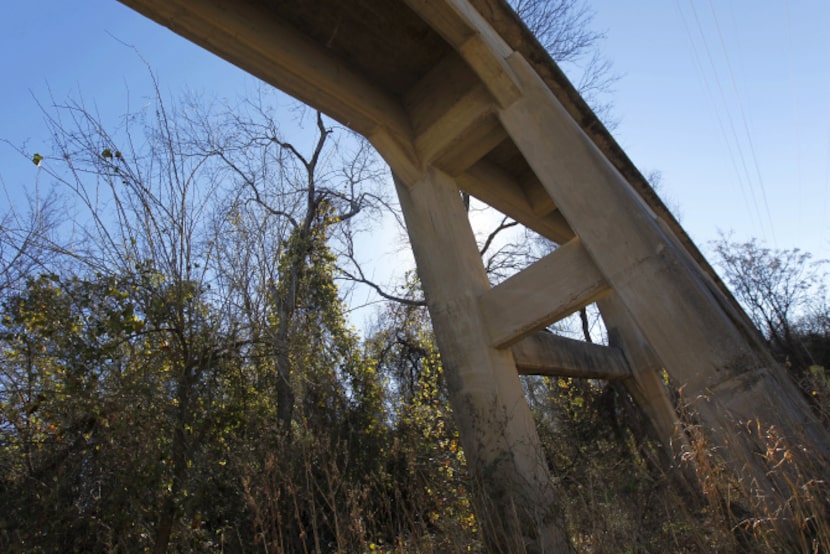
[231,366,829,553]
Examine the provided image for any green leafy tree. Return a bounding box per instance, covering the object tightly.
[363,285,479,549]
[5,81,252,551]
[0,273,157,550]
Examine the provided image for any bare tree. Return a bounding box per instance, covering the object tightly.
[0,189,60,296]
[510,0,618,125]
[712,234,827,369]
[201,95,387,432]
[31,79,240,553]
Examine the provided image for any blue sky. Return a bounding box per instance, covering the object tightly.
[2,0,829,267]
[592,1,830,260]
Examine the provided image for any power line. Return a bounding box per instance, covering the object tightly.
[706,0,777,244]
[675,0,773,242]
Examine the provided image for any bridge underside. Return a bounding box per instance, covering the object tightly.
[120,0,701,264]
[119,1,830,551]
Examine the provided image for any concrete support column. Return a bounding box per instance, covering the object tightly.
[498,50,830,513]
[393,168,572,553]
[598,295,683,458]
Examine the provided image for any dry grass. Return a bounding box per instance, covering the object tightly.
[220,371,830,553]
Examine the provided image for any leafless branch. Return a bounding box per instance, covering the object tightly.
[479,216,519,257]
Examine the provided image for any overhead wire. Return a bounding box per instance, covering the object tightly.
[824,12,830,247]
[672,2,748,226]
[674,0,771,242]
[781,2,803,226]
[825,116,830,247]
[687,0,770,241]
[705,0,777,244]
